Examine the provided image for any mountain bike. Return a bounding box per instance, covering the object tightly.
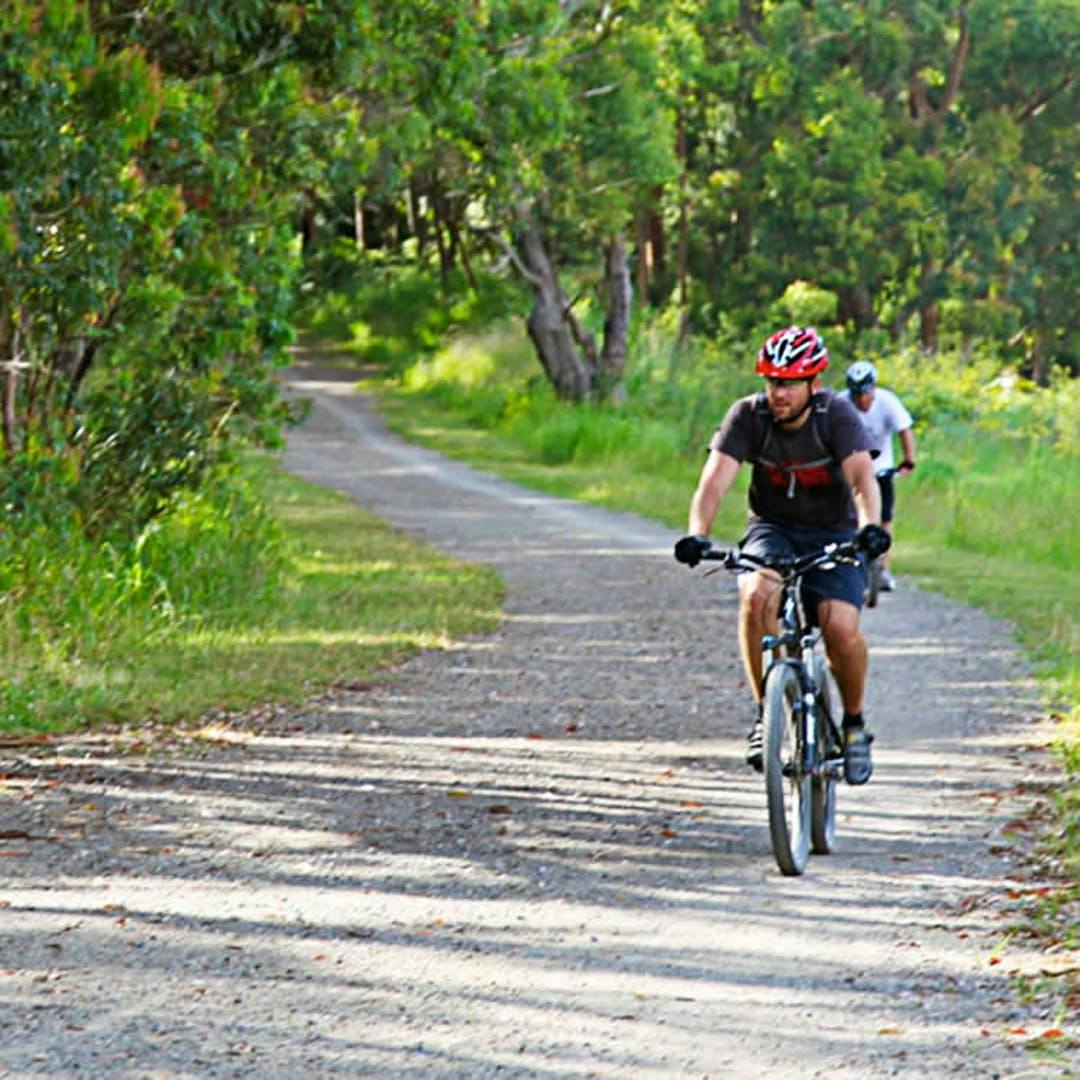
[864,467,897,608]
[702,540,861,875]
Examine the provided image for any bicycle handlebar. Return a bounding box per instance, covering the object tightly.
[701,540,860,577]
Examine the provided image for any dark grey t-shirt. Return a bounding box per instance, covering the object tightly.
[708,390,872,529]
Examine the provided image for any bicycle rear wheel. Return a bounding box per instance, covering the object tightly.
[810,653,839,854]
[762,664,810,876]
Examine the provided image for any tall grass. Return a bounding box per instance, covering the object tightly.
[0,455,503,733]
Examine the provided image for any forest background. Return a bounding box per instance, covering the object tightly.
[0,0,1076,928]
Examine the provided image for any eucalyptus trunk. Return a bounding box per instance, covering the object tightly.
[599,236,631,402]
[516,222,595,401]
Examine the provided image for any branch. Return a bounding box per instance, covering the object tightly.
[1017,73,1075,122]
[580,81,622,100]
[2,324,23,455]
[583,177,635,198]
[940,7,969,114]
[738,0,765,46]
[471,226,545,288]
[565,306,599,367]
[222,41,297,82]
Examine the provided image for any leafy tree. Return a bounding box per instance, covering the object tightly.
[0,1,363,533]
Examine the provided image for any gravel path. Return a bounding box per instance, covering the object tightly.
[0,355,1069,1077]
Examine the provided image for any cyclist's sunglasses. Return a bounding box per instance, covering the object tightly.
[763,376,814,387]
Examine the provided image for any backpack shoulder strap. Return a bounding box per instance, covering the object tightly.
[751,392,772,462]
[811,393,833,460]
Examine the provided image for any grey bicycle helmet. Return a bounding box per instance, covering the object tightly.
[846,360,877,394]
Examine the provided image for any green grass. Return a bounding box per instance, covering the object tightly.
[0,456,504,733]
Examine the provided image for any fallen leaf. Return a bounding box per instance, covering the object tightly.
[1009,1027,1027,1035]
[680,800,703,809]
[979,1028,992,1037]
[989,957,1002,966]
[1037,1029,1064,1039]
[877,1026,902,1036]
[660,828,678,838]
[447,790,471,799]
[487,805,511,815]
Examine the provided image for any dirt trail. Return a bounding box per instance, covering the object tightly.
[0,354,1066,1077]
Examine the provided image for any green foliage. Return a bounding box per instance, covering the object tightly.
[0,0,360,539]
[296,257,526,374]
[0,454,503,733]
[0,459,283,729]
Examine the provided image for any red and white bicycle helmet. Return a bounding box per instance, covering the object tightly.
[756,326,829,379]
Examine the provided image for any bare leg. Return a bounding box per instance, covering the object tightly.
[817,599,867,715]
[737,570,783,702]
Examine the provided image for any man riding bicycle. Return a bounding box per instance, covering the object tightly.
[843,360,916,592]
[673,326,890,785]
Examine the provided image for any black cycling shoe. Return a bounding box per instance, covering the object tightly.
[843,723,875,785]
[745,715,764,773]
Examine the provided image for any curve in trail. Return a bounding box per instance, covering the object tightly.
[0,355,1055,1078]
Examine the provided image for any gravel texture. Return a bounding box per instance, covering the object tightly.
[0,356,1070,1077]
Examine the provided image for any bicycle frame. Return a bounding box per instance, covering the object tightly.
[762,577,840,782]
[703,540,859,872]
[764,578,838,781]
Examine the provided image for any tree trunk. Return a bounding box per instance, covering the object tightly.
[635,207,649,302]
[353,192,365,250]
[1028,328,1050,386]
[646,197,668,306]
[2,323,20,455]
[918,261,939,353]
[919,300,939,353]
[676,108,689,313]
[407,180,427,258]
[599,236,631,402]
[300,196,317,256]
[517,221,595,401]
[838,284,875,329]
[447,213,478,295]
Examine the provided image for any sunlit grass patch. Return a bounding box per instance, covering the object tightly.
[0,456,504,733]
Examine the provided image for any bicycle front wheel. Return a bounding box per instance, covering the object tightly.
[763,664,810,876]
[866,556,881,608]
[810,653,839,855]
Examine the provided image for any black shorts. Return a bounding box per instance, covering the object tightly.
[877,473,896,524]
[740,521,866,625]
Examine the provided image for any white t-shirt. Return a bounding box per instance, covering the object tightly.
[842,386,913,471]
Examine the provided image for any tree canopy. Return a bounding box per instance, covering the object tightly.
[1,0,1075,522]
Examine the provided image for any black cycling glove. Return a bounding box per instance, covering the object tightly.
[856,523,892,558]
[674,535,712,567]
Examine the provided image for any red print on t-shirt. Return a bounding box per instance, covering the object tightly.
[766,462,832,488]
